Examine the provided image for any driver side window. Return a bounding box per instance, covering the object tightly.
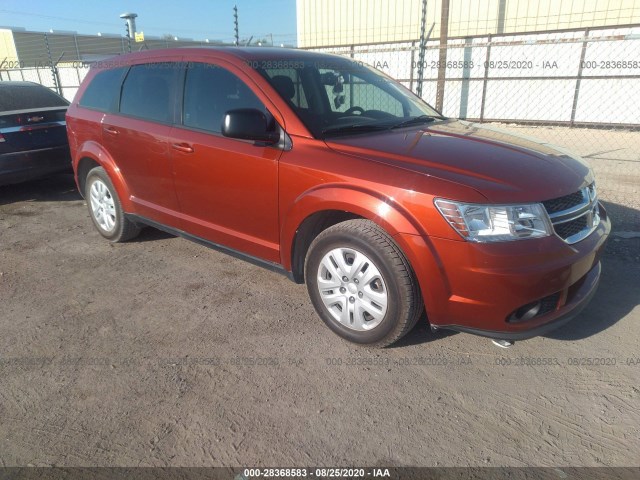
[183,63,267,134]
[319,68,403,116]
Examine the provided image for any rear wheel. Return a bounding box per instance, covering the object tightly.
[85,167,140,242]
[305,219,423,347]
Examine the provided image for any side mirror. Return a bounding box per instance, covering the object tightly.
[222,109,280,144]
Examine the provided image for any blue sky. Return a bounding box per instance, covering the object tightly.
[0,0,297,45]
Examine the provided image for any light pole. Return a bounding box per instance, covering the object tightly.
[120,12,138,53]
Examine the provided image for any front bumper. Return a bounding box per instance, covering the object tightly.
[0,145,72,186]
[441,261,601,340]
[400,202,611,340]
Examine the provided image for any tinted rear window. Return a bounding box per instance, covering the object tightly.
[120,63,177,124]
[0,84,69,111]
[79,67,128,112]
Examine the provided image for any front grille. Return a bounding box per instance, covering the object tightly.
[554,216,588,240]
[542,183,599,244]
[542,190,585,214]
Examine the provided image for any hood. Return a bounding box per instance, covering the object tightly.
[325,120,593,203]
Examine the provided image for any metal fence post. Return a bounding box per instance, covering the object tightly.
[44,33,63,96]
[349,44,355,109]
[73,33,81,62]
[570,28,590,127]
[409,40,416,91]
[479,34,492,122]
[416,0,430,98]
[435,0,450,111]
[459,37,473,119]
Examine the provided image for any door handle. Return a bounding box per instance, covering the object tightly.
[172,143,194,154]
[103,126,119,136]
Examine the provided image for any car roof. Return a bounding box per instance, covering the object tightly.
[205,47,343,61]
[99,47,349,65]
[0,81,46,88]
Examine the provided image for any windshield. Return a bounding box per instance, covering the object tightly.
[257,56,443,138]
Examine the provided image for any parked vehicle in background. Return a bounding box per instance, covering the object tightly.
[65,48,610,347]
[0,81,71,186]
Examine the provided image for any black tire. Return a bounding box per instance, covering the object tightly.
[305,219,423,347]
[84,167,140,242]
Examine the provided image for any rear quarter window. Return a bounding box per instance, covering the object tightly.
[79,66,128,112]
[0,84,69,112]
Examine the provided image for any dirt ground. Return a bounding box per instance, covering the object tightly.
[0,174,639,468]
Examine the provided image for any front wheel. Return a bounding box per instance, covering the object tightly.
[85,167,140,242]
[305,220,423,347]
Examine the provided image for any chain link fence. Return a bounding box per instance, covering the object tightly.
[1,19,638,230]
[306,23,640,230]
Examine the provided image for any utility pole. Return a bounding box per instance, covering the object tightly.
[435,0,450,112]
[233,5,239,46]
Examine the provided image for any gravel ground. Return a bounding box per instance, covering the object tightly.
[0,174,639,467]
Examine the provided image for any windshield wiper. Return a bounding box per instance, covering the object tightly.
[322,115,444,137]
[390,115,439,129]
[321,123,392,137]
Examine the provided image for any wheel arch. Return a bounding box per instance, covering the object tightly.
[283,184,427,284]
[73,141,132,211]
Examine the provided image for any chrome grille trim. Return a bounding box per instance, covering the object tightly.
[544,185,594,220]
[543,183,599,244]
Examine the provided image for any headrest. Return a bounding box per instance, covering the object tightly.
[271,75,295,100]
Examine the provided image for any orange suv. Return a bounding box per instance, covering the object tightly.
[66,48,610,347]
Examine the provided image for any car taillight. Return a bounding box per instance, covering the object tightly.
[0,133,5,143]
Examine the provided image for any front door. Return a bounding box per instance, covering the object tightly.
[169,62,282,262]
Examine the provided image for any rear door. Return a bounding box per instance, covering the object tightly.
[168,61,282,262]
[101,62,182,226]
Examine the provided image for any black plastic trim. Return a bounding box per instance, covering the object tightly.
[126,214,294,280]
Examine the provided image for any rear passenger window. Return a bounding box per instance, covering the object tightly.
[79,67,128,112]
[183,63,266,133]
[120,63,177,123]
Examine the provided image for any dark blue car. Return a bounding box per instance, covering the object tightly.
[0,81,71,186]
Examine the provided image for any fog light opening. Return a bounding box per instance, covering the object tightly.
[508,300,542,323]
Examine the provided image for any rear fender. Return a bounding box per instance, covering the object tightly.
[73,140,133,211]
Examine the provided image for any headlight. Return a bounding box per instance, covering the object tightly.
[434,199,553,242]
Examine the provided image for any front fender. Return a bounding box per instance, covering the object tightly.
[74,140,133,212]
[280,183,429,270]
